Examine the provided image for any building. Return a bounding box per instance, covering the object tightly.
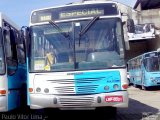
[125,0,160,61]
[134,0,160,10]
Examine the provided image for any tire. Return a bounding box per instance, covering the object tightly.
[30,109,45,115]
[20,84,27,110]
[141,79,148,90]
[142,85,145,90]
[133,83,138,88]
[142,85,148,90]
[128,78,131,86]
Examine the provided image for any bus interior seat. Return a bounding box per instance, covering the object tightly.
[87,51,120,62]
[76,52,87,62]
[56,52,69,63]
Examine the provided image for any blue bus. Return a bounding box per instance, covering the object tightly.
[0,13,27,111]
[128,51,160,90]
[25,0,129,115]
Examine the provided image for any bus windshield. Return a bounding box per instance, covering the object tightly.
[30,18,125,72]
[144,57,160,72]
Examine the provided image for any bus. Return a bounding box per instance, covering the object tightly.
[0,13,27,111]
[128,51,160,90]
[26,0,128,114]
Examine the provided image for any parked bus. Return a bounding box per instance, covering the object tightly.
[0,13,27,111]
[128,51,160,90]
[26,0,128,114]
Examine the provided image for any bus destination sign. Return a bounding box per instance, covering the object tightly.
[31,3,118,23]
[59,8,104,19]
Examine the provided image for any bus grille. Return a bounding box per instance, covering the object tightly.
[76,85,99,94]
[35,70,121,95]
[75,78,101,94]
[59,96,94,107]
[49,79,74,84]
[49,78,100,94]
[54,86,75,94]
[54,85,99,94]
[76,78,103,83]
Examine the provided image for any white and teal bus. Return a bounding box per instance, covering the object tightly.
[128,51,160,90]
[0,13,27,111]
[26,0,128,114]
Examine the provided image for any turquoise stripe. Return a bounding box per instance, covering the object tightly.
[74,71,121,94]
[7,63,27,110]
[26,58,30,106]
[8,90,20,111]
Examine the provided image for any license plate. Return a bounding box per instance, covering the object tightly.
[105,96,123,102]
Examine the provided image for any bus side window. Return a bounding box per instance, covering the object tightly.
[143,59,148,70]
[4,29,12,58]
[4,28,18,75]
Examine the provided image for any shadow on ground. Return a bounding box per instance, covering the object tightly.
[129,84,160,91]
[0,98,159,120]
[117,98,159,120]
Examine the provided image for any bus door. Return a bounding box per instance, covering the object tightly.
[3,22,20,110]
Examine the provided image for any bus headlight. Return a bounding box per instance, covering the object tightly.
[36,87,41,92]
[113,84,119,90]
[150,77,156,83]
[104,86,109,91]
[44,88,49,93]
[150,77,154,81]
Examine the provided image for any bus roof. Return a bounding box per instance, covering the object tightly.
[31,0,119,14]
[0,12,20,30]
[30,0,123,26]
[128,51,158,62]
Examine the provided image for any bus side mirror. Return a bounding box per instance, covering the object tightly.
[122,21,126,26]
[123,21,130,50]
[127,19,135,33]
[123,19,135,50]
[21,26,30,56]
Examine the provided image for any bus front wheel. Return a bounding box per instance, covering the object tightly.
[133,83,138,88]
[96,107,117,117]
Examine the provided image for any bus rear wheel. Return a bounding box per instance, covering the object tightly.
[142,85,148,90]
[133,83,138,88]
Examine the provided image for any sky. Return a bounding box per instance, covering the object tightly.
[0,0,136,26]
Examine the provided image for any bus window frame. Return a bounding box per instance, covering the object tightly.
[3,22,18,76]
[144,56,159,72]
[28,18,126,73]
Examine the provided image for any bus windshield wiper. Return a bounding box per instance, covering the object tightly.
[49,20,73,49]
[49,20,69,38]
[78,16,99,46]
[79,16,99,37]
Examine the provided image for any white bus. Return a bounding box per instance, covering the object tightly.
[0,12,27,111]
[26,0,129,114]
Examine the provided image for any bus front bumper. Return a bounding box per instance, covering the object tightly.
[29,91,128,110]
[0,96,7,112]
